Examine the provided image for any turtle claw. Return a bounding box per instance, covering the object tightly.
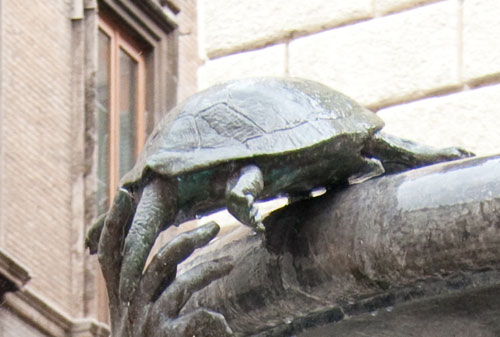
[443,146,475,159]
[247,195,259,220]
[248,198,265,232]
[247,197,265,231]
[254,221,266,233]
[227,191,264,231]
[226,165,265,231]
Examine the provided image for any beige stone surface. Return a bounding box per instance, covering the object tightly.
[198,0,371,59]
[374,0,440,15]
[289,0,460,108]
[198,44,286,89]
[0,307,47,337]
[377,84,500,156]
[463,0,500,82]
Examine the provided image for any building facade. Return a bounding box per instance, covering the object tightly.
[0,0,198,335]
[0,0,499,336]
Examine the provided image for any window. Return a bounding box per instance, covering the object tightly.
[96,16,146,214]
[90,0,178,323]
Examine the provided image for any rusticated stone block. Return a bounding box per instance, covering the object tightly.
[198,44,286,90]
[463,0,500,82]
[199,0,371,58]
[377,84,500,156]
[289,0,460,107]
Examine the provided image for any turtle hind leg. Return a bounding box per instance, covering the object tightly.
[364,131,474,174]
[226,165,265,232]
[348,157,385,184]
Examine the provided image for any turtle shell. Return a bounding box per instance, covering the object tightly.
[120,77,384,186]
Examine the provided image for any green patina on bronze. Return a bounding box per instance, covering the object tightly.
[119,77,471,229]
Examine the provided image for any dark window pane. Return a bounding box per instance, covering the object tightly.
[118,48,138,179]
[97,30,111,214]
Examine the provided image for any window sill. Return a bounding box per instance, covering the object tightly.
[0,249,31,297]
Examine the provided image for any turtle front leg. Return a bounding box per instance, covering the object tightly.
[120,177,177,303]
[226,165,265,232]
[364,131,474,174]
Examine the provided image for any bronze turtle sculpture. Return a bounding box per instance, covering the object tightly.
[90,77,472,301]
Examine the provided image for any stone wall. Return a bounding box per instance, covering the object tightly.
[197,0,500,156]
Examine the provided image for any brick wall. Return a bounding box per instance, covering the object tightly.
[197,0,500,156]
[0,0,199,335]
[1,0,74,321]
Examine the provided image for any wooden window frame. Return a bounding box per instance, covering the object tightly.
[98,16,146,198]
[98,0,179,131]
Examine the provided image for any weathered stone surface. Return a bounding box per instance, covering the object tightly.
[198,0,371,58]
[198,45,286,90]
[289,0,459,107]
[377,84,500,156]
[463,0,500,82]
[182,155,500,336]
